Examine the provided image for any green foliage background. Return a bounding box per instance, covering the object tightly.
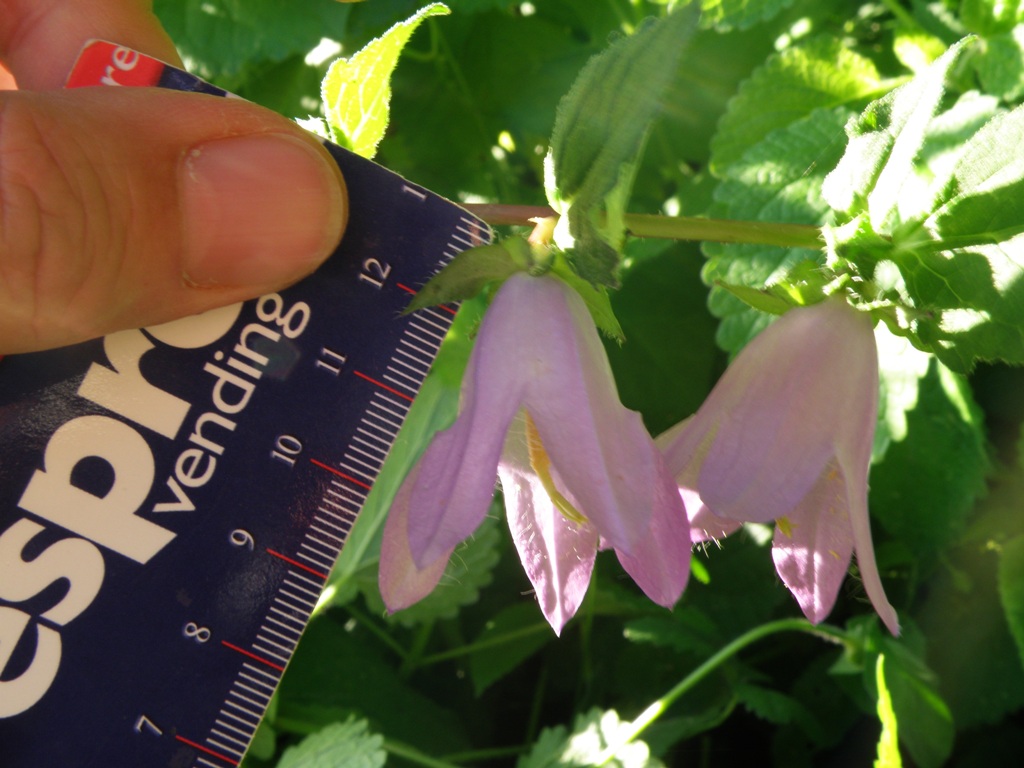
[153,0,1024,765]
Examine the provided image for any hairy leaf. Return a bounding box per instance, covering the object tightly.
[699,0,797,31]
[548,5,699,286]
[711,36,882,173]
[518,708,664,768]
[277,719,385,768]
[702,106,849,355]
[322,3,450,157]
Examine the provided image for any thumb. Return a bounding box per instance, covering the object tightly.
[0,86,348,354]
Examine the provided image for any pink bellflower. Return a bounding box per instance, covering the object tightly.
[380,272,691,634]
[656,299,899,635]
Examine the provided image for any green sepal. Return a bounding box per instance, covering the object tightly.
[403,237,531,314]
[550,251,626,342]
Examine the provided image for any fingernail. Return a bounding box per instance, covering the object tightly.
[180,134,347,287]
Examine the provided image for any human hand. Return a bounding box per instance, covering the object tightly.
[0,0,348,354]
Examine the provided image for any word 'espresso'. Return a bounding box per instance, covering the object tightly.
[0,294,311,718]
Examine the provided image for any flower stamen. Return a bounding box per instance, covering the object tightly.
[524,411,588,526]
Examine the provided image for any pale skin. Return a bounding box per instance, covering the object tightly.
[0,0,348,354]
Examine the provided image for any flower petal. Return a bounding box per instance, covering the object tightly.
[404,276,543,567]
[613,451,691,608]
[656,418,742,544]
[694,300,879,524]
[499,416,597,634]
[379,461,452,612]
[514,276,664,555]
[771,458,855,625]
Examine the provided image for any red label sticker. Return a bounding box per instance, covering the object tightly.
[65,40,165,88]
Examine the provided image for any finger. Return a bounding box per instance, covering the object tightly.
[0,0,181,89]
[0,86,348,354]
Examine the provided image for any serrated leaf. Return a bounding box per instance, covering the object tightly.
[702,107,850,355]
[622,609,721,657]
[735,682,808,726]
[822,38,971,232]
[404,239,527,313]
[517,708,664,768]
[699,0,797,31]
[277,719,385,768]
[548,5,699,286]
[322,2,450,157]
[711,36,882,173]
[469,603,552,695]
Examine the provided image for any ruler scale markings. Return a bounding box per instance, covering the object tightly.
[404,329,443,350]
[406,323,446,344]
[371,399,412,424]
[410,312,450,335]
[287,570,326,591]
[336,458,375,480]
[354,427,393,449]
[227,690,268,712]
[320,496,348,512]
[389,354,426,378]
[218,712,256,734]
[208,735,246,756]
[251,643,291,663]
[210,730,249,751]
[297,538,336,560]
[176,736,239,766]
[384,367,421,389]
[342,447,382,472]
[351,436,387,457]
[238,672,276,694]
[394,345,432,371]
[352,370,415,401]
[215,718,254,741]
[310,523,343,542]
[268,605,306,627]
[220,703,260,725]
[196,757,223,768]
[283,578,322,600]
[259,620,301,643]
[221,641,286,672]
[266,548,329,579]
[312,517,348,536]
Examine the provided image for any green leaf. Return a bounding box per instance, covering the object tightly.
[711,36,882,173]
[972,27,1024,101]
[869,350,989,552]
[876,636,955,768]
[321,2,450,157]
[277,718,385,768]
[517,708,664,768]
[468,603,552,695]
[699,0,798,31]
[548,5,700,286]
[874,655,903,768]
[622,608,722,657]
[154,0,351,84]
[960,0,1022,36]
[735,682,810,726]
[702,107,850,355]
[997,534,1024,675]
[822,38,972,232]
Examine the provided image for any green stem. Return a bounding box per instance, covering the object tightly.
[596,619,849,764]
[878,0,920,30]
[461,204,823,250]
[416,622,550,666]
[385,738,463,768]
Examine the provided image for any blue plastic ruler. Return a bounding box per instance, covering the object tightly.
[0,41,490,768]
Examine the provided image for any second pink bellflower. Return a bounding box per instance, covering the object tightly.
[657,299,899,635]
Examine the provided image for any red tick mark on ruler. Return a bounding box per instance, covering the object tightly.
[174,735,239,766]
[309,458,372,490]
[266,549,329,580]
[352,370,415,402]
[221,641,286,672]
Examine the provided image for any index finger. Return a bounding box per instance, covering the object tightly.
[0,0,182,89]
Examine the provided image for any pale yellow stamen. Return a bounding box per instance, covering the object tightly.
[524,412,588,525]
[776,515,794,538]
